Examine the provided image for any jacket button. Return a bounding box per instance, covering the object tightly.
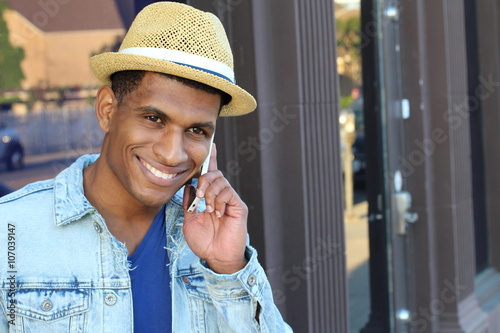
[41,300,53,312]
[94,222,102,233]
[247,274,257,286]
[104,293,117,306]
[182,277,189,283]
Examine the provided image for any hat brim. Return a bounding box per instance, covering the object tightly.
[90,52,256,117]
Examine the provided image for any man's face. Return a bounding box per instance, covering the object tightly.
[103,72,220,208]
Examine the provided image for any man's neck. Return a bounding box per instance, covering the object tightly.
[83,157,162,255]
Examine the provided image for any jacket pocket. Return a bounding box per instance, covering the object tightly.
[180,272,212,303]
[11,288,89,332]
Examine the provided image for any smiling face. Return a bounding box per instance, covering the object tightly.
[95,72,221,209]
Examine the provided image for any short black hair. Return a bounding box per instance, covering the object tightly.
[110,70,231,109]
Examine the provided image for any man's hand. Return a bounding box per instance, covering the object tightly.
[182,144,248,274]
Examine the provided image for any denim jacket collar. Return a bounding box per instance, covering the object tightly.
[53,154,99,227]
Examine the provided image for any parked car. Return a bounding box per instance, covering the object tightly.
[0,123,24,171]
[0,182,12,197]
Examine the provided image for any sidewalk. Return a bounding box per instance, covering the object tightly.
[24,147,101,166]
[345,201,370,333]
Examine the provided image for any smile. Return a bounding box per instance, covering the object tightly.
[141,160,178,180]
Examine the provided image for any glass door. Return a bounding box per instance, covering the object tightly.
[361,0,416,331]
[376,0,415,331]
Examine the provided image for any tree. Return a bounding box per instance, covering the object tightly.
[0,0,25,90]
[336,16,361,59]
[336,15,362,87]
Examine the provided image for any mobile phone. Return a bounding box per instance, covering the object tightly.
[187,134,214,212]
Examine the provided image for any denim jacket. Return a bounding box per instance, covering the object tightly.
[0,155,292,332]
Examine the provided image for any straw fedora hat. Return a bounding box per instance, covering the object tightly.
[90,2,256,117]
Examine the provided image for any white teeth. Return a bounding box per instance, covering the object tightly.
[143,161,177,180]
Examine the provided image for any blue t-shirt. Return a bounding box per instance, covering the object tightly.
[128,206,172,332]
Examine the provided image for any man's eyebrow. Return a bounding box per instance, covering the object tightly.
[136,105,215,131]
[136,105,170,120]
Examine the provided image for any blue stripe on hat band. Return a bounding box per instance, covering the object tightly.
[171,62,235,84]
[119,47,235,84]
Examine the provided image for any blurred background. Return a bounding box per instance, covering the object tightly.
[2,1,500,332]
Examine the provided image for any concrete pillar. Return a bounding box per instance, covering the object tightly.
[191,0,348,331]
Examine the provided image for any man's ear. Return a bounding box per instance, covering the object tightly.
[95,86,117,133]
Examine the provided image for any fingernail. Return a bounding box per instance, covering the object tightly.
[206,205,214,213]
[215,210,221,218]
[196,189,204,198]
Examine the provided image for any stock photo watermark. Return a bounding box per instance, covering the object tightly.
[273,233,341,305]
[224,104,298,176]
[409,279,468,332]
[50,127,103,174]
[212,0,244,17]
[9,0,72,44]
[392,73,500,182]
[6,222,17,326]
[32,0,71,28]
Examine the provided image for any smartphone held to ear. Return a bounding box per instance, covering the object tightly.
[187,135,214,213]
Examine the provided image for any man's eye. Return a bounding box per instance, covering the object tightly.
[188,127,205,135]
[145,116,161,123]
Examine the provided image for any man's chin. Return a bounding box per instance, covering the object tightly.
[131,187,177,208]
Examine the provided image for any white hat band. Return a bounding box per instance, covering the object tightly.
[119,47,235,84]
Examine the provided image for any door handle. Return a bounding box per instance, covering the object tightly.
[393,191,418,235]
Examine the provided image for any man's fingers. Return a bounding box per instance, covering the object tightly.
[202,176,229,208]
[212,187,237,218]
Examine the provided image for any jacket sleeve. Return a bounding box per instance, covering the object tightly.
[199,245,293,332]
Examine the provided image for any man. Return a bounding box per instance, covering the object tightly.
[0,2,292,332]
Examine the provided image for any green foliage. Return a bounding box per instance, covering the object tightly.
[340,96,354,110]
[0,0,25,90]
[0,94,21,104]
[336,16,361,60]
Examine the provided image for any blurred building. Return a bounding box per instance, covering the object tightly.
[3,0,125,89]
[360,1,500,332]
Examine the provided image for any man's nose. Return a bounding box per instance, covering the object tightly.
[152,130,188,166]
